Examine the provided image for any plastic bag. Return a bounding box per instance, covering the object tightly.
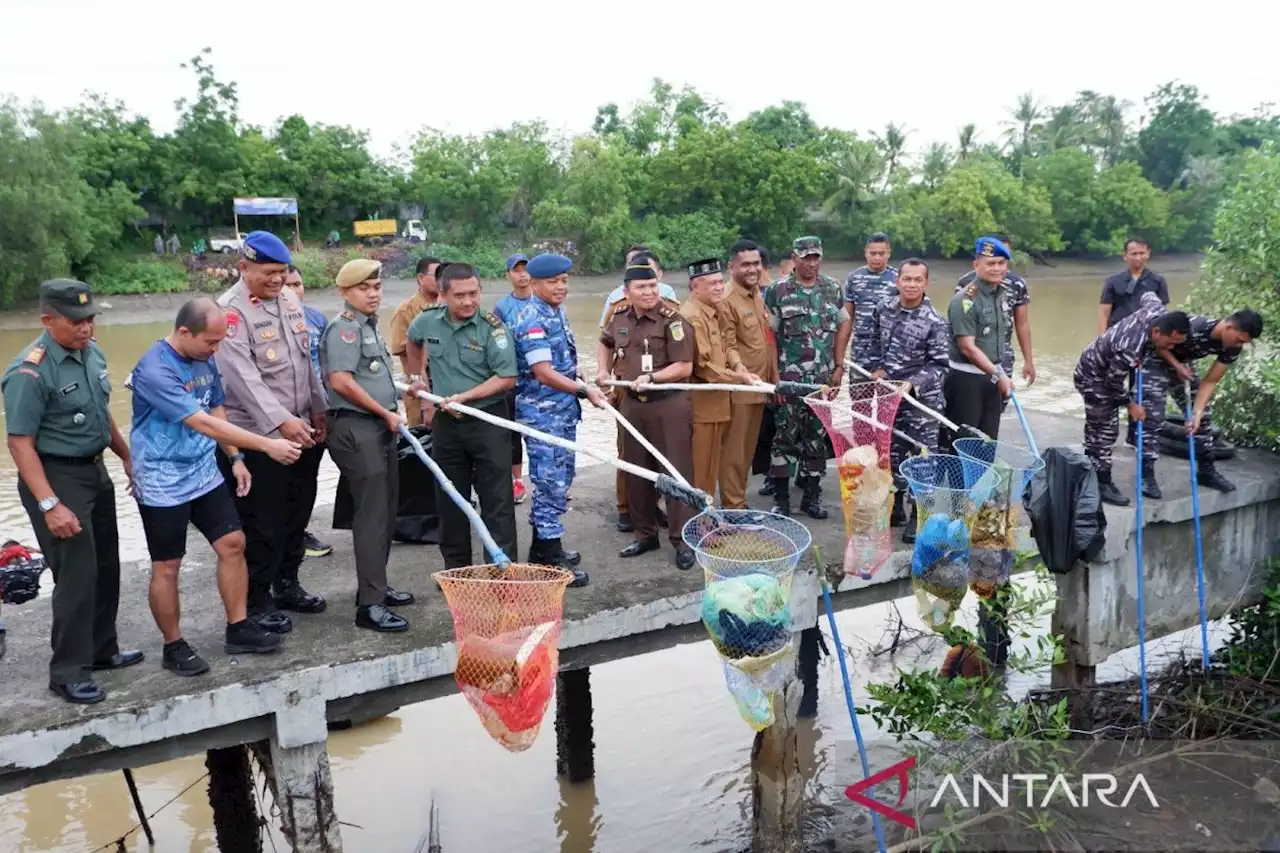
[1023,446,1107,573]
[910,513,971,630]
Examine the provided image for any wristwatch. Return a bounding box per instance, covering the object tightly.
[38,496,60,512]
[575,386,589,400]
[227,451,246,464]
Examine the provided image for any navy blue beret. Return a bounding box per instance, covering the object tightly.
[974,236,1011,260]
[241,230,292,265]
[526,253,572,279]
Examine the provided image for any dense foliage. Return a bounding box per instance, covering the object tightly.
[3,49,1280,302]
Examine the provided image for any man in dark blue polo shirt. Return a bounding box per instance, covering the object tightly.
[1098,237,1169,332]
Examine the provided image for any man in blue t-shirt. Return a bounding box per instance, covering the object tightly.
[129,298,303,676]
[284,267,334,558]
[496,253,533,503]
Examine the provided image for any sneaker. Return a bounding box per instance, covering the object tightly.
[303,532,332,558]
[513,479,527,504]
[225,619,283,655]
[163,639,210,677]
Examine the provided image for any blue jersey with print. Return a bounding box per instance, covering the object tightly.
[494,292,531,327]
[128,340,227,507]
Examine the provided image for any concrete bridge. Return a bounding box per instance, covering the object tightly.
[1,409,1277,851]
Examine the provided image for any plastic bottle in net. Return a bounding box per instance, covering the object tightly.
[805,381,905,579]
[435,564,576,752]
[683,510,811,730]
[900,455,974,631]
[953,438,1044,598]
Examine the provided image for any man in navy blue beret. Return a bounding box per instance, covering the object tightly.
[241,230,293,267]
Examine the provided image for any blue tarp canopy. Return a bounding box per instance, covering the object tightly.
[233,197,298,215]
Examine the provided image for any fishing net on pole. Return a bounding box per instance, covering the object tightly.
[435,564,576,752]
[952,438,1044,599]
[805,381,906,579]
[900,455,973,632]
[683,510,811,731]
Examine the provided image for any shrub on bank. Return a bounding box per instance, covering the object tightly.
[407,239,516,279]
[90,258,189,295]
[1186,142,1280,452]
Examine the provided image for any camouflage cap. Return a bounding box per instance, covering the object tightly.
[793,235,823,258]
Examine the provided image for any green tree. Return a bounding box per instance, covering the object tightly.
[740,101,818,150]
[531,137,632,272]
[1137,82,1217,189]
[925,160,1061,257]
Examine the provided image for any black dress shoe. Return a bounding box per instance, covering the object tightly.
[383,587,415,607]
[356,604,409,633]
[620,537,660,558]
[92,650,145,671]
[568,569,589,588]
[562,548,582,567]
[616,512,634,533]
[50,680,105,704]
[249,610,294,634]
[674,547,696,571]
[274,583,327,614]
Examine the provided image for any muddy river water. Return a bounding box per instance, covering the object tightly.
[0,257,1201,852]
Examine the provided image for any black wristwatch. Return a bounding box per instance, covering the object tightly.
[227,451,246,464]
[575,387,589,400]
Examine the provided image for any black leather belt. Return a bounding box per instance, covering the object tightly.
[328,409,379,419]
[39,453,102,465]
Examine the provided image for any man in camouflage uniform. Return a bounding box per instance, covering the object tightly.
[1073,291,1190,507]
[763,236,851,518]
[1139,309,1262,496]
[843,232,898,366]
[954,234,1036,389]
[864,259,949,543]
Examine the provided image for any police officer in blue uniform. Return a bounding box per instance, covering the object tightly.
[3,280,144,703]
[510,254,604,587]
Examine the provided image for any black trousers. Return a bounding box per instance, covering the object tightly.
[220,445,323,613]
[941,371,1003,453]
[505,388,524,467]
[431,403,518,568]
[326,412,398,605]
[19,456,121,684]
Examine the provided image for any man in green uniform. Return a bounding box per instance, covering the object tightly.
[3,280,144,704]
[322,259,423,633]
[407,264,519,568]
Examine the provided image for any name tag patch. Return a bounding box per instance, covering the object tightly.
[60,383,79,395]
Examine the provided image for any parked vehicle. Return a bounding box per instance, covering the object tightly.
[210,232,246,253]
[353,219,398,245]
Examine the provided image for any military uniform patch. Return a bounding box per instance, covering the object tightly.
[670,320,685,341]
[480,311,501,327]
[265,348,277,361]
[24,346,45,365]
[260,328,277,341]
[295,321,307,333]
[339,329,357,344]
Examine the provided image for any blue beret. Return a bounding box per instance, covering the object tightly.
[974,236,1011,260]
[526,253,572,279]
[242,230,292,266]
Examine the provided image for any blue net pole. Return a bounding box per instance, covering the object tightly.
[1184,380,1210,668]
[398,425,511,568]
[820,574,887,853]
[1134,372,1150,727]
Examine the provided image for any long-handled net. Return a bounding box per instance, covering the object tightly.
[805,381,906,579]
[683,510,811,731]
[952,437,1044,599]
[436,564,576,752]
[900,455,973,632]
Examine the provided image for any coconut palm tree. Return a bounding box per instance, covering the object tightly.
[1002,93,1044,171]
[874,122,910,187]
[1038,104,1088,152]
[921,142,953,189]
[821,141,884,221]
[957,123,977,161]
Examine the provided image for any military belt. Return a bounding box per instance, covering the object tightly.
[328,409,380,420]
[39,453,103,465]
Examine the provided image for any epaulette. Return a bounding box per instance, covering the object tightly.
[659,305,676,318]
[963,283,978,298]
[340,310,356,322]
[23,345,45,365]
[480,310,502,327]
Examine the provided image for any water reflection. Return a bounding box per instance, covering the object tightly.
[556,777,601,853]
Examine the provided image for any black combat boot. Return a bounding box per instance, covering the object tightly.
[529,536,588,588]
[799,477,828,520]
[758,477,775,497]
[769,476,792,516]
[901,502,918,544]
[1196,455,1236,493]
[889,490,906,528]
[274,579,327,614]
[1141,459,1162,500]
[1097,471,1130,507]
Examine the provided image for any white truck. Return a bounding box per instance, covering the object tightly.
[210,232,246,253]
[401,220,427,243]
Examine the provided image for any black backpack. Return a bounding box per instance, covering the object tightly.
[1023,446,1107,573]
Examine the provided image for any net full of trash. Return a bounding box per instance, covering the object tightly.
[953,438,1044,598]
[900,455,975,631]
[684,510,812,731]
[436,564,576,752]
[805,381,905,580]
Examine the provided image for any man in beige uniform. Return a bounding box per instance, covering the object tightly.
[719,240,779,509]
[215,231,328,633]
[388,255,441,427]
[680,258,755,499]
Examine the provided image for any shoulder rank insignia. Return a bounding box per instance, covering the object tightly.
[963,283,977,298]
[659,305,675,318]
[24,346,45,365]
[341,310,356,322]
[670,319,685,341]
[480,310,501,327]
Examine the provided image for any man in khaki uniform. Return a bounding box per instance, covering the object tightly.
[596,264,696,570]
[216,231,328,633]
[388,255,441,426]
[719,240,779,509]
[680,258,755,499]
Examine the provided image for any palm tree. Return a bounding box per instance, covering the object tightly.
[957,123,977,160]
[821,141,884,221]
[874,122,910,184]
[1090,95,1131,165]
[921,142,953,189]
[1002,93,1043,174]
[1038,104,1088,152]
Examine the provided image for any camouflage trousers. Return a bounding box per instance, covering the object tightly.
[524,418,577,540]
[891,393,942,491]
[769,399,829,480]
[1139,358,1216,461]
[1075,375,1123,474]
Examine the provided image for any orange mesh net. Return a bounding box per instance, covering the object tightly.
[805,381,906,579]
[435,564,576,752]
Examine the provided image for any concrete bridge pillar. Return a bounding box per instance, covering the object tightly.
[555,667,595,782]
[253,697,344,853]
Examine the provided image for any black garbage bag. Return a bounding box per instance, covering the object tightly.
[332,425,441,544]
[1023,446,1107,574]
[0,540,44,605]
